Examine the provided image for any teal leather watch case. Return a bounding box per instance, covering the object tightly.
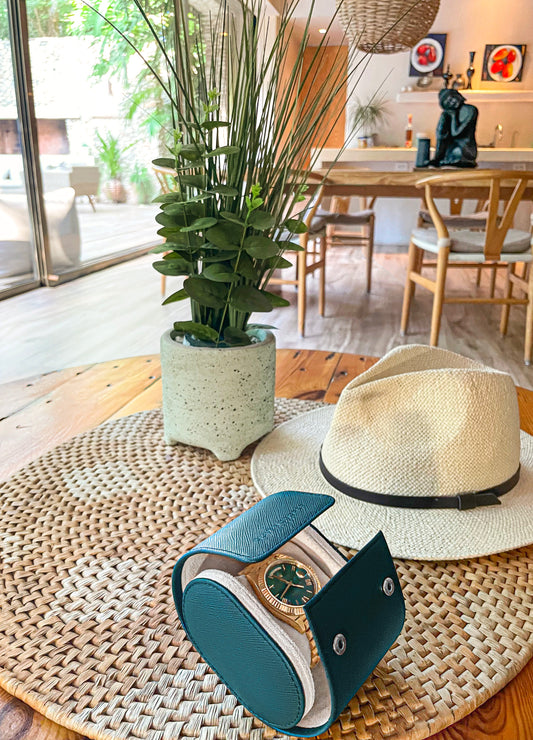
[172,491,405,737]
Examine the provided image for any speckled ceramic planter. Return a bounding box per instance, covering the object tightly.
[160,329,276,461]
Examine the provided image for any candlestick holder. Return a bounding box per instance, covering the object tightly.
[466,51,476,90]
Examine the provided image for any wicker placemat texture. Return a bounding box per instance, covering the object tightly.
[0,399,532,740]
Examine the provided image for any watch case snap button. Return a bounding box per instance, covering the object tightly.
[333,633,346,655]
[382,577,395,596]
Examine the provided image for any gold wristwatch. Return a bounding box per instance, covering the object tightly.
[240,553,321,666]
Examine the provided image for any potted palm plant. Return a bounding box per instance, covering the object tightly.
[95,131,134,203]
[352,95,390,147]
[88,0,367,459]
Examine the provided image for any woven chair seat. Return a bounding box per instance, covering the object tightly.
[412,226,532,257]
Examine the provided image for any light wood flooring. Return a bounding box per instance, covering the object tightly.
[1,244,533,388]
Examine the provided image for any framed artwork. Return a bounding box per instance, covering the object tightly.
[482,44,526,82]
[409,34,447,77]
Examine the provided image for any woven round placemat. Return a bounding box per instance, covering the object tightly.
[1,399,532,740]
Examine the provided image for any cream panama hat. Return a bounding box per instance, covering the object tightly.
[251,344,533,560]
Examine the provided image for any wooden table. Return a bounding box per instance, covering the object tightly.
[1,349,533,740]
[319,168,533,201]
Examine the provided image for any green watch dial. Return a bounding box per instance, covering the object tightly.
[264,560,317,607]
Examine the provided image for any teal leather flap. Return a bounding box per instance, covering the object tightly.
[182,576,306,730]
[301,531,405,735]
[173,490,334,621]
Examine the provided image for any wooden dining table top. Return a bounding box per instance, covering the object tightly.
[1,348,533,740]
[318,168,533,201]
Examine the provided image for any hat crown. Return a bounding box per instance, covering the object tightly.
[321,345,520,498]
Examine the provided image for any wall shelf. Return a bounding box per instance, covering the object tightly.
[396,90,533,104]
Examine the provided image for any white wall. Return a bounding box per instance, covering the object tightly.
[346,0,533,148]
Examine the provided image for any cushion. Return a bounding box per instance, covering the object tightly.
[418,209,488,229]
[316,207,374,226]
[0,187,81,278]
[412,227,532,255]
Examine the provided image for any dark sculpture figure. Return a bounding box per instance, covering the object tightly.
[429,88,478,168]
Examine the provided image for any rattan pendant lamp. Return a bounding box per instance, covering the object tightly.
[337,0,440,54]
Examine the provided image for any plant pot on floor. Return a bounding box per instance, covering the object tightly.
[104,178,127,203]
[160,329,276,461]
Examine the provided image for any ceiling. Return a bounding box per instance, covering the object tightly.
[290,0,346,45]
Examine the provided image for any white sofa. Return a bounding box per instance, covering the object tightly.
[0,187,81,278]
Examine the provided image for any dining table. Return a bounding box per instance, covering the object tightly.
[1,348,533,740]
[318,168,533,201]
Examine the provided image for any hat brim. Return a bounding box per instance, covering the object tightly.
[251,406,533,560]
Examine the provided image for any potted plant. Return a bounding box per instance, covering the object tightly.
[95,131,133,203]
[352,95,390,147]
[130,163,154,204]
[88,0,369,459]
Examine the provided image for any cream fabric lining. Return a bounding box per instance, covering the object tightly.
[181,525,346,729]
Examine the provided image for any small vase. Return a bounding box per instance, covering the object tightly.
[160,329,276,461]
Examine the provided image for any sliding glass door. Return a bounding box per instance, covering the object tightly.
[0,0,40,295]
[0,0,170,297]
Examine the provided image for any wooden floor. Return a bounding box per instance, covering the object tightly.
[77,201,159,261]
[1,244,533,388]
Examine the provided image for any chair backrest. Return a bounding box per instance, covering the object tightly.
[417,170,533,260]
[153,164,178,194]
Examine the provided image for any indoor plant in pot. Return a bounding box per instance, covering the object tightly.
[351,95,390,147]
[89,0,364,460]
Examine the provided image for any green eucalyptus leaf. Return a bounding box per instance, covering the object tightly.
[277,239,304,252]
[201,120,230,131]
[244,235,279,259]
[188,193,214,202]
[219,211,245,225]
[153,259,191,276]
[156,229,205,247]
[262,290,291,308]
[184,276,227,308]
[248,210,276,230]
[162,289,188,305]
[233,252,257,280]
[208,185,239,196]
[164,201,203,217]
[180,174,205,189]
[229,285,273,313]
[173,321,219,342]
[162,252,188,261]
[203,250,239,262]
[157,227,181,238]
[223,327,252,346]
[267,255,293,269]
[206,145,240,158]
[180,217,218,232]
[284,218,308,234]
[150,244,172,254]
[206,222,244,248]
[202,263,239,283]
[155,212,183,228]
[180,143,205,161]
[152,157,175,168]
[152,192,181,203]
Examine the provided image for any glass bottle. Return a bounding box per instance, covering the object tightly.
[405,113,413,148]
